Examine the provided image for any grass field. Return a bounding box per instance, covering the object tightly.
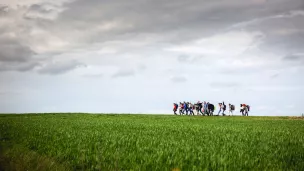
[0,114,303,171]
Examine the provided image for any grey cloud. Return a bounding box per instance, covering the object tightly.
[0,62,40,72]
[283,54,304,67]
[52,0,304,45]
[112,69,135,78]
[171,75,187,83]
[0,37,35,63]
[261,30,304,55]
[15,62,40,72]
[177,55,190,62]
[38,60,86,75]
[209,82,240,88]
[3,0,304,60]
[24,3,64,20]
[232,9,304,56]
[283,54,304,61]
[0,16,38,73]
[28,4,53,13]
[82,73,103,78]
[177,55,205,64]
[137,64,146,72]
[0,5,9,13]
[218,67,259,75]
[0,35,39,72]
[1,0,303,79]
[229,10,304,30]
[270,73,280,79]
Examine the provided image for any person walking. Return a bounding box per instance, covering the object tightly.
[188,102,194,115]
[193,103,199,115]
[184,102,188,115]
[173,103,178,115]
[198,101,204,115]
[229,104,235,116]
[208,102,214,116]
[179,102,184,115]
[217,103,222,116]
[245,104,250,116]
[241,104,248,116]
[203,101,208,115]
[222,101,226,116]
[240,104,244,116]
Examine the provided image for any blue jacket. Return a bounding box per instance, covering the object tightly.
[183,103,188,109]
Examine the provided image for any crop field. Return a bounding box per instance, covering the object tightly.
[0,114,303,171]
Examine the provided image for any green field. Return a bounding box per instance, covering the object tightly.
[0,114,303,171]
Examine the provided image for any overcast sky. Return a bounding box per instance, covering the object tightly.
[0,0,303,115]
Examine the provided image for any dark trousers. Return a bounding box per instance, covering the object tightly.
[184,108,188,115]
[198,107,203,115]
[179,109,183,115]
[189,109,194,115]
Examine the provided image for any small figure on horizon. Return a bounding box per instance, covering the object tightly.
[197,101,203,115]
[222,102,226,116]
[173,103,178,115]
[179,102,184,115]
[218,103,222,116]
[184,101,188,115]
[203,101,208,115]
[208,102,214,116]
[240,104,250,116]
[188,102,194,115]
[229,103,235,116]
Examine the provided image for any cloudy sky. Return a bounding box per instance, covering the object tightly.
[0,0,303,115]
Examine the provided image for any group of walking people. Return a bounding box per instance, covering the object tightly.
[173,101,250,116]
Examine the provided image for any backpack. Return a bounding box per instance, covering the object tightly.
[247,105,250,111]
[223,104,226,110]
[231,105,235,110]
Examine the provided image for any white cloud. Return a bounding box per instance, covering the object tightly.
[165,31,263,57]
[0,0,74,8]
[37,60,86,75]
[229,10,304,30]
[112,69,135,78]
[171,75,187,83]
